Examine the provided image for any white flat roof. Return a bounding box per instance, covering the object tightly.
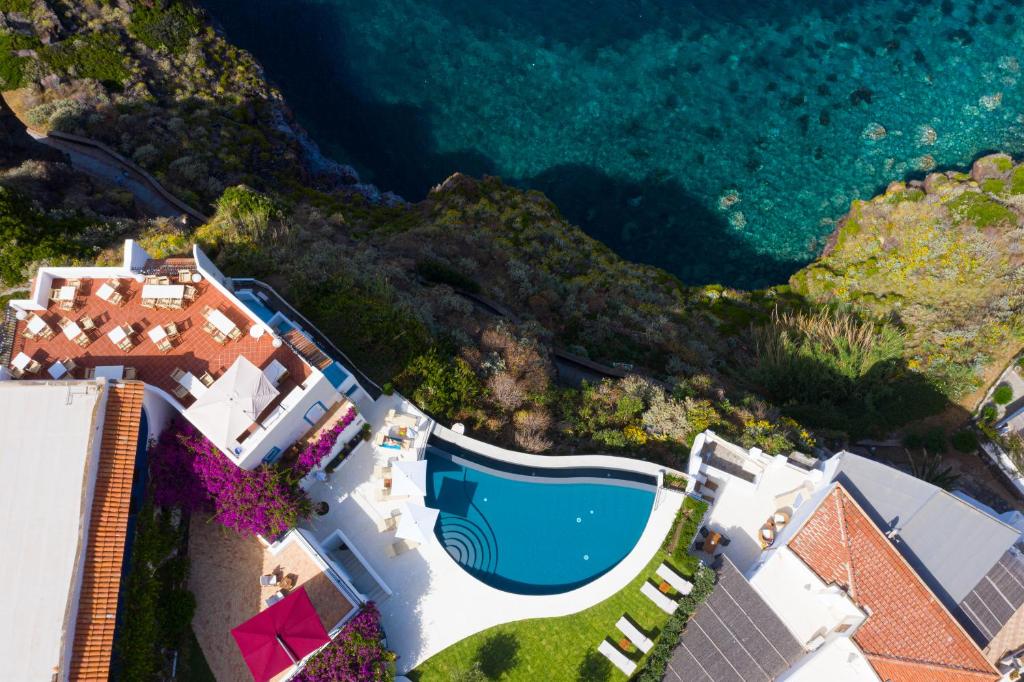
[778,636,880,682]
[0,381,104,682]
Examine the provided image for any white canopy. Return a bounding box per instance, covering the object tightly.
[185,356,279,448]
[392,459,428,498]
[395,503,439,545]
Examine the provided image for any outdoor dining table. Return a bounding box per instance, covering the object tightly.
[206,308,238,335]
[57,286,77,301]
[141,283,185,300]
[47,360,68,379]
[62,321,84,341]
[147,325,169,343]
[11,352,31,371]
[26,315,48,335]
[179,372,208,398]
[95,282,117,301]
[93,365,124,380]
[704,531,722,555]
[107,326,128,344]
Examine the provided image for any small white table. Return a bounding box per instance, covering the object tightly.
[179,372,208,398]
[62,321,84,341]
[147,325,168,343]
[207,309,237,335]
[57,286,77,301]
[26,315,48,335]
[107,326,128,344]
[47,361,68,379]
[263,359,288,385]
[141,284,185,300]
[95,282,116,301]
[191,272,203,283]
[11,352,31,371]
[94,365,124,380]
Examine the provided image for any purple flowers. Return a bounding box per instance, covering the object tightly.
[293,407,357,478]
[150,420,311,537]
[294,603,395,682]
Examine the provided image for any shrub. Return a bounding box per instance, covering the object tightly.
[951,430,979,453]
[129,0,202,54]
[396,349,482,421]
[293,407,357,478]
[150,421,311,537]
[994,384,1014,405]
[293,603,395,682]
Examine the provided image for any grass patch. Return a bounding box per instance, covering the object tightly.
[0,32,41,90]
[129,1,202,54]
[412,550,679,681]
[947,191,1017,228]
[39,32,129,87]
[663,496,708,575]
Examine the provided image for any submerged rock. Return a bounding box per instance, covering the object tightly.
[980,92,1004,111]
[862,122,887,141]
[916,125,937,145]
[718,190,741,210]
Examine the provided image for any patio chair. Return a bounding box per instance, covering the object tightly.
[117,338,134,352]
[171,367,187,383]
[61,357,78,373]
[615,616,653,653]
[66,279,81,289]
[9,366,23,379]
[373,465,392,479]
[108,290,125,305]
[376,515,398,532]
[25,359,42,373]
[259,574,278,587]
[39,324,55,339]
[656,564,693,596]
[199,371,215,387]
[78,315,95,331]
[156,338,173,353]
[212,331,228,345]
[385,539,418,558]
[141,298,156,309]
[699,526,710,538]
[74,334,91,348]
[641,581,678,614]
[60,298,75,311]
[49,288,61,302]
[201,304,214,318]
[178,270,192,284]
[166,322,179,337]
[227,326,242,341]
[172,385,189,400]
[598,640,637,676]
[22,328,36,340]
[124,366,137,379]
[202,320,216,334]
[183,284,197,299]
[719,535,731,547]
[693,541,704,552]
[265,591,285,607]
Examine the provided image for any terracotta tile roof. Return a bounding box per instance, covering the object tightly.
[11,275,310,417]
[68,382,144,681]
[789,486,999,682]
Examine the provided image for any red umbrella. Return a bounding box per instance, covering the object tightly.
[231,586,330,682]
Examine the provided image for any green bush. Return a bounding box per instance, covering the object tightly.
[396,348,482,421]
[129,1,202,54]
[663,496,707,576]
[951,430,979,453]
[39,32,129,87]
[981,403,998,423]
[903,428,945,455]
[994,384,1014,405]
[0,187,93,286]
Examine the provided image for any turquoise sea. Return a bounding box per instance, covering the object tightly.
[201,0,1024,288]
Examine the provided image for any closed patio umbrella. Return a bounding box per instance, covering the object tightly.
[185,355,279,448]
[395,502,439,545]
[391,459,428,498]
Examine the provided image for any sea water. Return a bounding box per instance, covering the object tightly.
[201,0,1024,288]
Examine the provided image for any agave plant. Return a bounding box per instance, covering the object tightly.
[906,448,960,491]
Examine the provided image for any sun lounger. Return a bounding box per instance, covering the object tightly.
[615,616,653,653]
[656,563,693,596]
[598,640,636,676]
[385,539,418,558]
[375,515,398,532]
[641,581,678,614]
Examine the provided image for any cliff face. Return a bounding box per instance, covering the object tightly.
[792,153,1024,397]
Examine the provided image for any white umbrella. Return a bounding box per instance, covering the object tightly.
[185,356,280,447]
[391,459,428,498]
[395,503,439,545]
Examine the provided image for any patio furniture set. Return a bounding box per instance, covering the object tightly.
[599,561,694,675]
[259,570,298,608]
[200,305,243,344]
[170,366,216,401]
[758,511,791,549]
[139,274,199,310]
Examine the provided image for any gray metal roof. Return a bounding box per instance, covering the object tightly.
[665,556,804,682]
[959,547,1024,644]
[833,452,1020,610]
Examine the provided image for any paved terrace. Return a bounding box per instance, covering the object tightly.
[299,396,683,673]
[10,265,310,413]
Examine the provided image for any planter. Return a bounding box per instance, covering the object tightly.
[314,501,329,516]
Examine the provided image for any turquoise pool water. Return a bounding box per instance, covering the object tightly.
[201,0,1024,288]
[425,444,655,595]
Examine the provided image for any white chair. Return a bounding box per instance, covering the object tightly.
[656,563,694,596]
[265,590,284,607]
[641,582,678,614]
[615,617,653,653]
[385,539,418,558]
[260,574,278,587]
[598,640,637,676]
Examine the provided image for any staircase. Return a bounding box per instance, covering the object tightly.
[0,305,17,368]
[282,328,333,370]
[330,548,389,604]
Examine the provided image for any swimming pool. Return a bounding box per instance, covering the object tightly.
[425,443,656,595]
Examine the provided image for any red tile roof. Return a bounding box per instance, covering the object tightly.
[68,382,143,681]
[11,275,310,414]
[789,485,998,682]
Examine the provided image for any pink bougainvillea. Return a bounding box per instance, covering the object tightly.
[293,407,357,478]
[293,603,395,682]
[150,420,310,537]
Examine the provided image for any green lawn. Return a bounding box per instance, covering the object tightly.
[411,549,694,681]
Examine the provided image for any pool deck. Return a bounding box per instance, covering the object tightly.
[300,394,683,673]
